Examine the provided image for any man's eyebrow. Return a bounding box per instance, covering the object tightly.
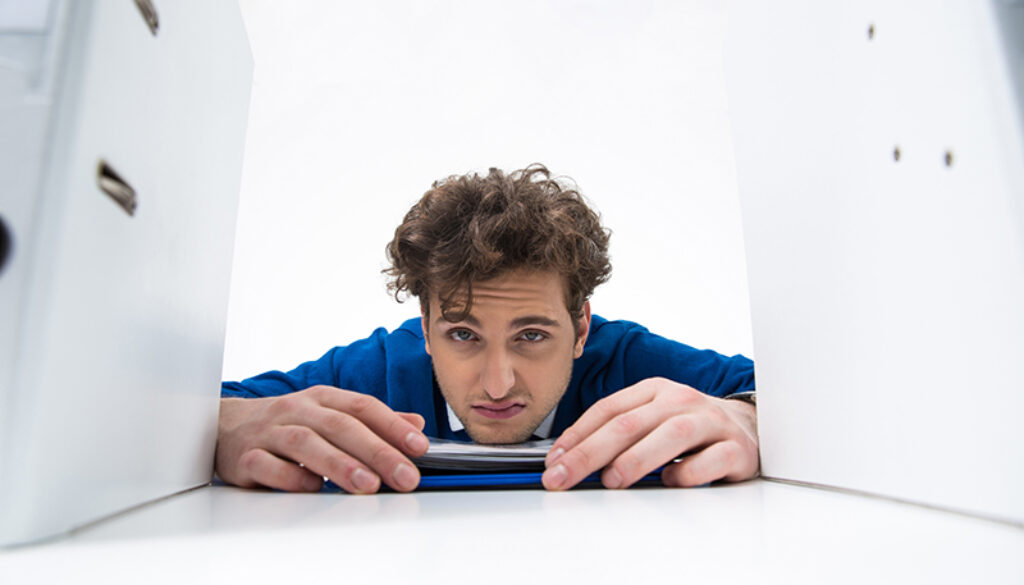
[509,316,561,329]
[435,314,481,328]
[433,314,560,329]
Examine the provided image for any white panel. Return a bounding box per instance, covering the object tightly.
[0,0,252,545]
[727,0,1024,523]
[0,0,52,32]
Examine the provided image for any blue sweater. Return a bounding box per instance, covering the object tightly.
[221,315,755,440]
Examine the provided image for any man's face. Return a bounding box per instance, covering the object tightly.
[422,269,590,444]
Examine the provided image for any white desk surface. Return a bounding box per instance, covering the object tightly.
[1,478,1021,584]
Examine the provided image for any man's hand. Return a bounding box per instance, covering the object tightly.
[216,386,430,494]
[541,378,759,490]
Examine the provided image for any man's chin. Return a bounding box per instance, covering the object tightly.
[464,424,537,445]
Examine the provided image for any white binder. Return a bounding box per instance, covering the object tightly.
[0,0,252,545]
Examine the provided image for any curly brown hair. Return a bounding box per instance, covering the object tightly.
[385,164,611,323]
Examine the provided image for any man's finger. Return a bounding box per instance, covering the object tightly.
[314,389,430,458]
[660,440,748,487]
[601,413,721,488]
[236,447,324,493]
[265,423,386,493]
[545,382,658,466]
[543,399,688,491]
[302,408,421,492]
[398,411,426,431]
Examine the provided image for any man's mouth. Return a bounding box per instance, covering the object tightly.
[471,401,526,420]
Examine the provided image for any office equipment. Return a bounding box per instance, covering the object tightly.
[727,0,1024,524]
[407,438,664,489]
[0,0,252,546]
[414,438,553,471]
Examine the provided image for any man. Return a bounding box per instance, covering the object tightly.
[218,164,758,494]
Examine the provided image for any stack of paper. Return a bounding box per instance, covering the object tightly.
[413,438,554,472]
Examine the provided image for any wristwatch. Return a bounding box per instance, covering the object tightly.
[724,391,756,405]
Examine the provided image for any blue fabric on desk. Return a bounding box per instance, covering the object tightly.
[221,315,755,440]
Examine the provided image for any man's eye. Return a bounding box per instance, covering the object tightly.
[520,331,547,342]
[449,329,476,342]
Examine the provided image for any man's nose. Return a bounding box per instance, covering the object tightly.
[480,347,515,400]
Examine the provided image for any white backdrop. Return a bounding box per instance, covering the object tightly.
[222,0,753,381]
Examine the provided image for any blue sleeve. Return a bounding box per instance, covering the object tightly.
[574,317,755,402]
[220,327,391,402]
[619,326,755,398]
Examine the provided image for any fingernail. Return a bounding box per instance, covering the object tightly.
[546,447,565,466]
[302,475,323,492]
[392,463,419,491]
[406,431,429,453]
[348,469,376,491]
[604,468,623,489]
[544,463,567,490]
[351,468,378,493]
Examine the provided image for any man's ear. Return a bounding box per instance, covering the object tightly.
[421,308,431,356]
[573,301,592,359]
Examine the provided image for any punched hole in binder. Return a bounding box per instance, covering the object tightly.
[96,160,138,216]
[0,215,11,276]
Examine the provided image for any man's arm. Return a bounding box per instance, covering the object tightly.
[216,385,429,493]
[541,377,758,490]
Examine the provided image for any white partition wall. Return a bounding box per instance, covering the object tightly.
[0,1,252,545]
[727,0,1024,524]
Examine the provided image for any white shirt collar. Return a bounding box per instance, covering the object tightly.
[446,402,557,440]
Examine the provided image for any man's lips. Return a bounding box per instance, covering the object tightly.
[471,401,526,420]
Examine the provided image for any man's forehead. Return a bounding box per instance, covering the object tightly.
[437,270,565,300]
[427,269,570,322]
